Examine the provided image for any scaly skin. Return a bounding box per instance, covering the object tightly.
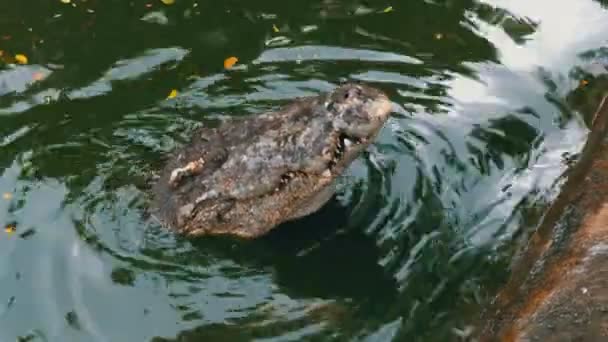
[152,83,392,238]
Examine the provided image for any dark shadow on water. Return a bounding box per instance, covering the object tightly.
[154,199,399,341]
[191,198,398,302]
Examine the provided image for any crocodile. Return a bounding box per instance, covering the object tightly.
[152,83,392,238]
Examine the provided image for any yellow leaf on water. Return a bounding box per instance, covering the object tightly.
[223,56,238,69]
[15,54,28,64]
[5,225,15,234]
[161,0,175,5]
[167,89,178,99]
[434,33,443,40]
[580,79,589,87]
[272,24,279,33]
[60,0,71,3]
[2,193,12,200]
[383,6,393,13]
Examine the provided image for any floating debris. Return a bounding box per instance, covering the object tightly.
[167,89,178,99]
[224,56,238,69]
[14,54,28,64]
[5,222,16,234]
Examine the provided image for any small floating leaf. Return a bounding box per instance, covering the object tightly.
[383,6,393,13]
[60,0,71,3]
[5,224,15,234]
[14,54,28,64]
[161,0,175,5]
[272,24,279,33]
[2,193,11,200]
[223,56,238,69]
[434,33,443,40]
[580,79,589,87]
[167,89,178,99]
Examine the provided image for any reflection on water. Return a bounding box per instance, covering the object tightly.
[1,0,608,340]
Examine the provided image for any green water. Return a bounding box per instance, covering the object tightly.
[1,0,607,341]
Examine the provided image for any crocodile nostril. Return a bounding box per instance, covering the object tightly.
[344,88,360,100]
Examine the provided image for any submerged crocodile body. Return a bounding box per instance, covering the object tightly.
[152,83,392,238]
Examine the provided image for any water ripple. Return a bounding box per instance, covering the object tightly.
[1,0,608,340]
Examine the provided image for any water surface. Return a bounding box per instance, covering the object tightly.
[1,0,608,341]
